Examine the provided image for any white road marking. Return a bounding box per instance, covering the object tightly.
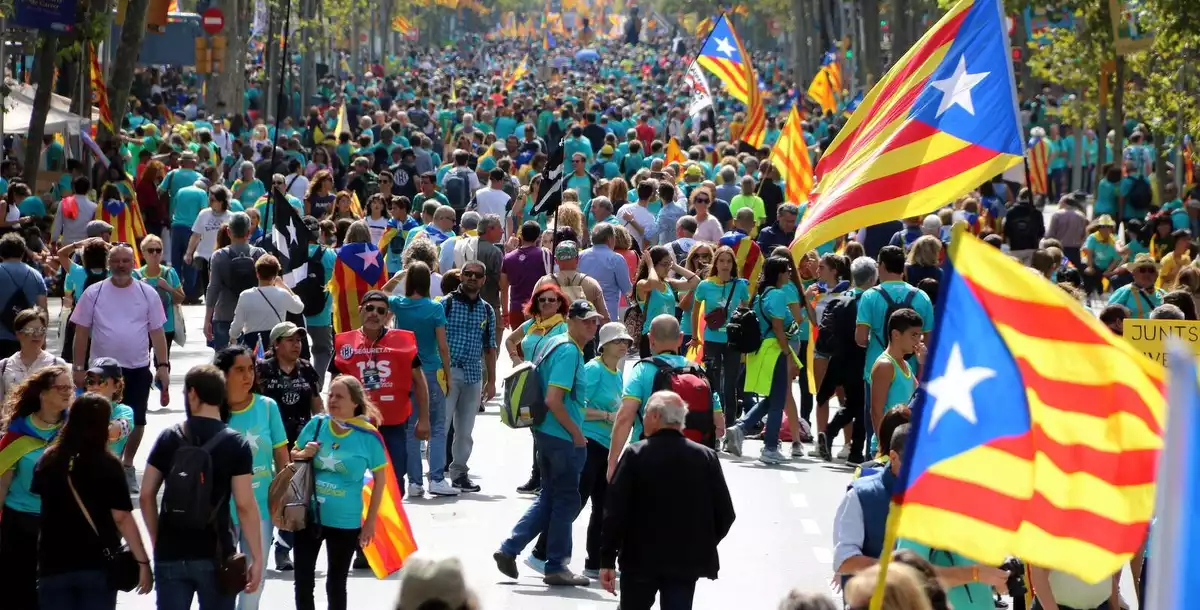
[801,518,821,536]
[813,547,833,564]
[790,493,808,508]
[779,470,799,484]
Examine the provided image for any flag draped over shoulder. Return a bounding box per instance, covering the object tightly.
[0,417,53,476]
[893,226,1163,584]
[771,105,814,205]
[719,231,762,296]
[790,0,1023,260]
[345,417,418,578]
[696,15,765,148]
[96,189,147,267]
[329,242,387,333]
[1027,136,1050,195]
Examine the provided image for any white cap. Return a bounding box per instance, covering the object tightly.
[598,322,634,350]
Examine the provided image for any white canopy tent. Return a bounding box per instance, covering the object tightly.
[1,78,99,135]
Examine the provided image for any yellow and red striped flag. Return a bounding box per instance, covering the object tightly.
[719,231,763,296]
[885,225,1162,588]
[771,104,814,205]
[1027,135,1050,195]
[329,242,387,333]
[88,44,113,136]
[347,417,418,578]
[665,137,687,166]
[807,67,838,116]
[503,54,528,92]
[791,0,1024,259]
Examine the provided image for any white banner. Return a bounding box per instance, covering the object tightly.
[685,61,713,117]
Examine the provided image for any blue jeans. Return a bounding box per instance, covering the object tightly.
[237,518,274,610]
[380,422,409,490]
[156,559,235,610]
[210,320,232,352]
[500,431,586,573]
[38,569,115,610]
[736,354,788,451]
[407,369,448,484]
[170,224,197,298]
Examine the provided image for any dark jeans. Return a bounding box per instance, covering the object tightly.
[210,320,232,352]
[194,257,211,299]
[1062,246,1083,271]
[703,341,742,421]
[38,569,116,610]
[123,365,153,426]
[238,330,272,352]
[293,524,360,610]
[170,224,198,299]
[532,438,609,568]
[825,368,867,459]
[155,559,235,610]
[379,421,409,490]
[0,506,39,610]
[735,354,788,451]
[797,341,814,425]
[500,431,586,573]
[619,575,698,610]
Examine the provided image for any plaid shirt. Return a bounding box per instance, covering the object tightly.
[441,290,496,384]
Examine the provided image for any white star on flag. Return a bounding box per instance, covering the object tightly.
[924,343,997,433]
[287,218,299,244]
[357,249,380,269]
[714,37,736,58]
[930,56,990,117]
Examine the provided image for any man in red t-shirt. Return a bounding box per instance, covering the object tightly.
[635,113,656,149]
[334,290,430,492]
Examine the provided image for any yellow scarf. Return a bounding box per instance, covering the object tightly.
[530,314,564,335]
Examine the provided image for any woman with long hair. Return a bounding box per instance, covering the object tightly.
[0,364,74,609]
[689,246,749,420]
[229,254,306,348]
[185,185,234,298]
[136,160,168,234]
[305,169,336,219]
[291,375,389,610]
[214,345,289,609]
[306,147,332,178]
[330,190,357,222]
[721,256,799,464]
[133,234,185,361]
[33,393,153,608]
[634,246,701,358]
[679,242,715,346]
[0,309,66,400]
[555,202,588,247]
[364,193,390,244]
[905,235,944,287]
[231,161,267,211]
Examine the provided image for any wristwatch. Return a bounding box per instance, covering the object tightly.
[73,363,86,372]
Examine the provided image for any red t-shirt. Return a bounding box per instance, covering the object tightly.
[333,329,419,426]
[635,123,656,149]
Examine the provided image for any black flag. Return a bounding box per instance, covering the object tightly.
[267,189,313,287]
[531,141,564,216]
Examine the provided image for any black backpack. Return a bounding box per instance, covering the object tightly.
[160,422,236,530]
[726,287,771,354]
[0,266,31,333]
[1005,208,1039,249]
[226,248,258,297]
[816,290,864,358]
[294,246,328,317]
[443,167,473,210]
[1127,176,1152,211]
[872,286,917,349]
[82,267,108,293]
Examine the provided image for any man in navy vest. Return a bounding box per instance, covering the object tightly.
[832,423,910,577]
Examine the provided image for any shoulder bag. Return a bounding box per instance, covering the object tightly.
[68,458,142,592]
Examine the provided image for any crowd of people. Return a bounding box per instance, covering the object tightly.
[0,18,1187,610]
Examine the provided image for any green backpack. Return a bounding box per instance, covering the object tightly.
[501,341,570,429]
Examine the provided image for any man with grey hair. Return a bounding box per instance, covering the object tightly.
[1150,304,1185,320]
[757,202,798,252]
[814,256,876,463]
[599,388,735,607]
[667,215,698,265]
[714,166,740,205]
[439,210,479,273]
[205,212,266,350]
[589,196,616,226]
[579,223,633,319]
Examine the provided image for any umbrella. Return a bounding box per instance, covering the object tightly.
[575,49,600,62]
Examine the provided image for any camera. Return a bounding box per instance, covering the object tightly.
[1001,557,1027,609]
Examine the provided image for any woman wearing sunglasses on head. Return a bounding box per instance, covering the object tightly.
[133,234,185,358]
[0,309,66,400]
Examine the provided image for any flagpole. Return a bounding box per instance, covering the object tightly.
[268,0,295,177]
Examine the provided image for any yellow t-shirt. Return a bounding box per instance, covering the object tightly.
[1158,251,1191,290]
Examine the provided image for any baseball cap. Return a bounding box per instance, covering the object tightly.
[360,290,389,306]
[86,220,114,238]
[86,357,123,380]
[685,165,703,179]
[180,151,198,162]
[600,144,614,156]
[568,299,602,321]
[270,321,308,344]
[554,240,579,260]
[597,321,633,349]
[397,554,473,610]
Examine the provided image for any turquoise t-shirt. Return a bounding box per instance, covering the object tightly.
[171,186,208,228]
[305,246,338,328]
[495,116,518,140]
[532,334,586,443]
[755,287,793,340]
[895,540,995,610]
[581,359,622,448]
[227,395,287,521]
[640,285,676,334]
[64,262,108,298]
[622,353,723,440]
[298,416,387,529]
[1094,179,1119,217]
[233,179,266,209]
[133,265,182,333]
[1171,207,1190,231]
[108,403,136,457]
[1083,234,1120,270]
[694,278,750,343]
[389,295,447,372]
[877,352,916,410]
[855,281,935,381]
[567,174,594,213]
[162,168,201,202]
[1108,285,1163,319]
[19,196,46,218]
[518,319,568,363]
[3,415,60,514]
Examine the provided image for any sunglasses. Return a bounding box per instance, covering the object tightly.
[18,327,46,337]
[112,242,133,249]
[144,247,163,254]
[362,304,388,314]
[50,384,74,394]
[84,374,110,386]
[694,197,709,204]
[461,270,484,278]
[538,296,560,304]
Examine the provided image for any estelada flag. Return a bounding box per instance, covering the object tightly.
[345,416,418,578]
[665,137,687,167]
[96,188,147,267]
[0,416,57,477]
[892,224,1162,584]
[329,242,387,333]
[719,230,763,296]
[791,0,1023,259]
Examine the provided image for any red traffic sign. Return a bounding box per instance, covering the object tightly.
[202,8,225,35]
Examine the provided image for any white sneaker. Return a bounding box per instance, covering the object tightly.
[759,448,787,465]
[790,442,805,457]
[428,479,461,496]
[407,484,424,498]
[836,446,851,460]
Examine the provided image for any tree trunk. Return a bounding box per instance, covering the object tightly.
[860,0,881,86]
[792,0,809,87]
[1113,56,1125,173]
[264,8,279,120]
[103,0,151,147]
[22,33,59,185]
[299,0,316,113]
